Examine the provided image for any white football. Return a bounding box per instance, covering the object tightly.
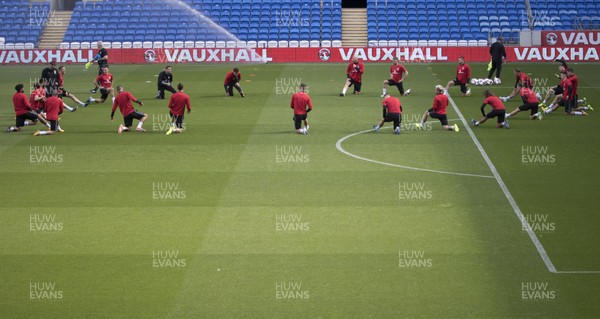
[470,78,477,85]
[485,79,493,85]
[494,77,502,84]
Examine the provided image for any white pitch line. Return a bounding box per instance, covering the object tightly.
[335,126,495,179]
[445,92,558,273]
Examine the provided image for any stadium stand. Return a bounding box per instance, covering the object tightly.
[0,1,49,47]
[1,0,599,49]
[63,0,342,45]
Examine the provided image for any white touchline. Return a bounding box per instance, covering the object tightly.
[446,93,558,273]
[335,123,495,179]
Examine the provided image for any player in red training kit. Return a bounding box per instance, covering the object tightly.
[445,56,471,96]
[415,85,459,132]
[505,84,543,120]
[7,83,49,133]
[471,90,509,128]
[166,83,192,135]
[86,67,114,106]
[111,85,146,134]
[373,94,402,134]
[501,68,542,102]
[290,83,313,135]
[34,91,64,136]
[340,56,364,96]
[224,68,244,97]
[381,57,411,97]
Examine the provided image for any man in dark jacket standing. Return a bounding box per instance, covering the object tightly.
[487,36,506,81]
[156,66,175,99]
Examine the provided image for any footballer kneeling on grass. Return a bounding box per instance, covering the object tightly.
[34,91,65,136]
[471,90,509,129]
[415,85,459,132]
[290,83,313,135]
[111,85,147,134]
[166,83,192,135]
[373,93,402,134]
[8,83,50,133]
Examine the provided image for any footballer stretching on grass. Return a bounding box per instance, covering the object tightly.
[505,84,543,120]
[445,56,471,96]
[7,83,50,133]
[340,56,364,96]
[381,57,411,97]
[224,68,245,97]
[415,85,459,132]
[34,90,65,136]
[166,83,192,135]
[86,67,115,106]
[471,90,509,129]
[111,85,147,134]
[290,83,313,135]
[373,94,402,135]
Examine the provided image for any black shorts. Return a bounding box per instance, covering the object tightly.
[49,120,58,131]
[388,79,402,86]
[519,103,539,115]
[553,85,563,95]
[100,88,110,100]
[123,111,145,127]
[349,78,361,86]
[564,98,575,113]
[453,79,467,93]
[384,112,401,123]
[428,110,448,126]
[16,112,39,127]
[170,112,184,128]
[293,113,307,130]
[486,109,506,123]
[58,88,69,98]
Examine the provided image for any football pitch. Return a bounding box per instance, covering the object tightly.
[1,61,599,318]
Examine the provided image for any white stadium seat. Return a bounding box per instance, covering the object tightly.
[184,41,195,48]
[4,43,14,49]
[377,40,388,46]
[267,40,278,48]
[111,42,122,49]
[309,40,320,47]
[257,40,267,48]
[122,42,132,48]
[448,40,458,47]
[321,40,332,47]
[398,40,408,46]
[215,41,226,48]
[194,41,205,48]
[288,40,299,48]
[164,41,175,48]
[70,42,80,49]
[81,42,91,49]
[299,40,310,48]
[427,40,438,46]
[174,41,184,48]
[278,40,289,47]
[133,41,143,48]
[205,41,216,48]
[14,43,25,50]
[143,41,153,48]
[437,40,448,47]
[387,40,398,47]
[60,42,70,49]
[24,43,34,49]
[226,41,236,48]
[236,41,246,47]
[246,40,258,48]
[152,41,163,48]
[407,40,418,46]
[332,40,342,47]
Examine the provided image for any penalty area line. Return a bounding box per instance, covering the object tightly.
[446,92,558,273]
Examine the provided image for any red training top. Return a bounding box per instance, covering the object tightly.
[290,91,313,115]
[383,96,402,113]
[456,63,471,84]
[224,71,241,84]
[112,91,137,117]
[44,96,64,121]
[483,96,505,110]
[13,92,32,116]
[168,91,192,116]
[390,64,407,82]
[432,94,449,114]
[347,61,364,82]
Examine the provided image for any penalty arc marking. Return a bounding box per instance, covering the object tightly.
[335,126,495,179]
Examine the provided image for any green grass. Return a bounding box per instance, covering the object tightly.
[1,62,599,318]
